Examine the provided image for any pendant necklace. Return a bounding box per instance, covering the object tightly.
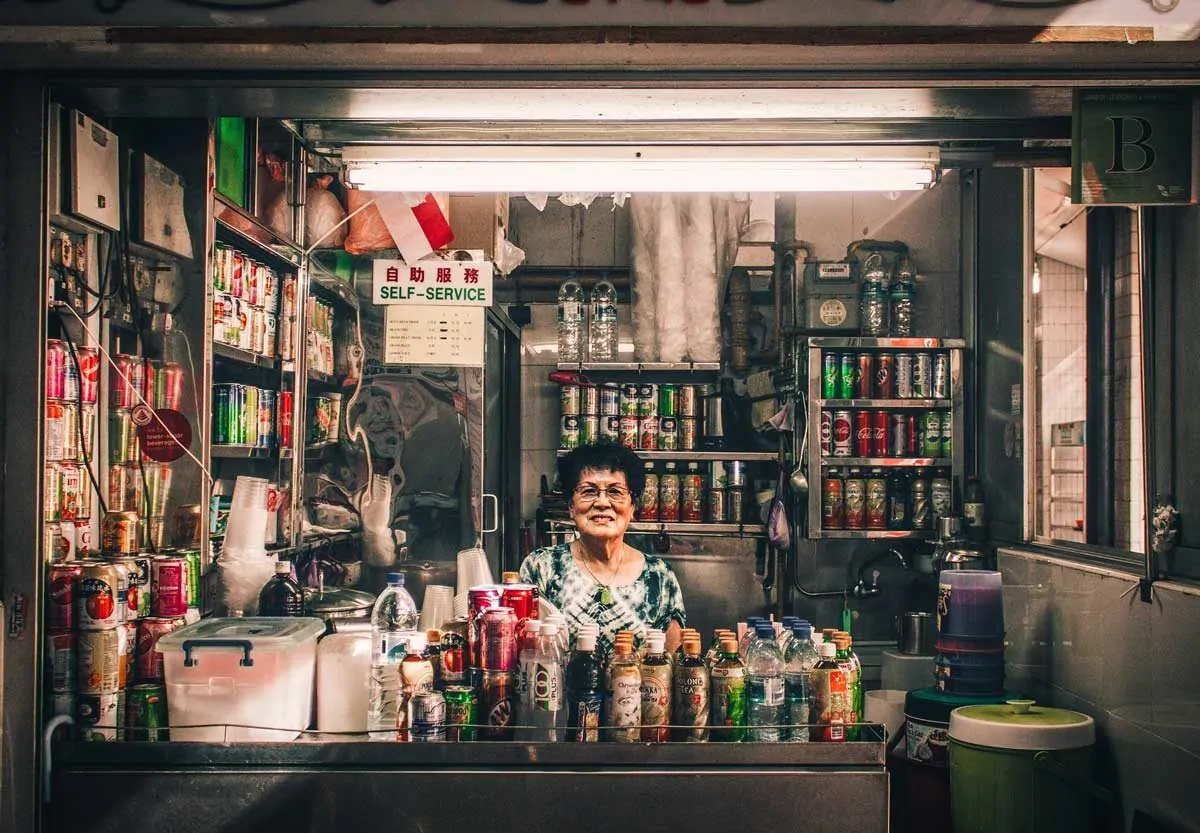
[576,546,625,606]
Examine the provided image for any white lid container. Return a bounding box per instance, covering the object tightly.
[950,699,1095,750]
[159,617,326,742]
[316,630,372,734]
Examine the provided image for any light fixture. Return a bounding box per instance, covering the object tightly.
[342,145,940,194]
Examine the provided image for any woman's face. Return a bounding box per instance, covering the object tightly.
[569,467,636,543]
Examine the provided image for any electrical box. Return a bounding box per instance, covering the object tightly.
[137,154,194,259]
[68,110,121,232]
[802,260,861,332]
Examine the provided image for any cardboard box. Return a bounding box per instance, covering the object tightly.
[448,194,508,261]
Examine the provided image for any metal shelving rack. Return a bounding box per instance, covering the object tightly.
[806,336,966,540]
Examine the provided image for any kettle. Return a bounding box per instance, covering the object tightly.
[931,516,991,572]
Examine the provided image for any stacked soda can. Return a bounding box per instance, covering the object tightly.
[820,350,950,401]
[307,392,342,445]
[212,383,278,448]
[464,578,541,740]
[212,244,281,359]
[821,408,950,460]
[306,296,335,375]
[559,382,700,452]
[45,339,99,563]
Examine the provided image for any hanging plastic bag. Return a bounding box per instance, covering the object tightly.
[767,468,791,550]
[305,174,348,249]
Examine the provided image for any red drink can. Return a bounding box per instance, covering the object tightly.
[875,353,895,399]
[872,410,890,457]
[136,616,185,681]
[819,410,833,457]
[892,414,913,457]
[854,411,873,458]
[76,346,100,404]
[150,556,188,617]
[500,584,538,627]
[479,669,515,740]
[160,363,185,411]
[277,390,294,448]
[47,339,67,401]
[855,354,873,399]
[111,355,145,410]
[480,606,518,671]
[49,563,82,630]
[832,410,852,457]
[467,585,502,669]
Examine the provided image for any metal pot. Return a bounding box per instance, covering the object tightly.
[303,586,376,632]
[896,611,937,655]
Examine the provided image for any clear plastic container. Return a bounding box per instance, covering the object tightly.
[936,570,1005,638]
[159,616,326,741]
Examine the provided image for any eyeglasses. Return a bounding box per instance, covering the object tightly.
[573,485,633,506]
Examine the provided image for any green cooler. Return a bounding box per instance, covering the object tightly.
[949,699,1096,833]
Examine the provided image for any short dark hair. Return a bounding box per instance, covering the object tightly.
[559,442,646,500]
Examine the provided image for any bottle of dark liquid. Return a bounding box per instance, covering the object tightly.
[565,631,603,742]
[886,469,910,530]
[963,476,987,543]
[258,561,304,616]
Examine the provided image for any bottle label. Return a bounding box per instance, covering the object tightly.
[964,502,985,526]
[758,677,785,707]
[710,667,747,728]
[570,694,602,742]
[640,670,671,729]
[533,662,562,711]
[675,670,710,738]
[610,670,642,728]
[558,301,581,323]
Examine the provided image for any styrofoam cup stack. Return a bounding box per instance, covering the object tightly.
[455,547,493,596]
[226,476,269,552]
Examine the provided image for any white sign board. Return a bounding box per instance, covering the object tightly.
[372,260,494,307]
[383,306,485,367]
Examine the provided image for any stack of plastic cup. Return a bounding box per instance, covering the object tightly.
[219,476,275,615]
[419,585,455,631]
[935,570,1006,695]
[454,547,494,617]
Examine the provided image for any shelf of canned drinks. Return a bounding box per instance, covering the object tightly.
[821,457,950,467]
[556,449,778,462]
[212,341,281,372]
[817,398,952,410]
[210,444,278,460]
[807,337,967,350]
[557,518,767,536]
[555,361,721,374]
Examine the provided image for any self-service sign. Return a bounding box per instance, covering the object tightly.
[373,260,494,307]
[1072,89,1197,205]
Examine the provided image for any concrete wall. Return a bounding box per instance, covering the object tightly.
[1000,549,1200,833]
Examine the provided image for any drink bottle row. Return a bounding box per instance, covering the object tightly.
[821,350,950,401]
[822,466,952,531]
[366,573,867,744]
[637,460,752,525]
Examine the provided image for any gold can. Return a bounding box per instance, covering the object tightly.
[76,628,121,693]
[101,511,141,555]
[172,504,203,548]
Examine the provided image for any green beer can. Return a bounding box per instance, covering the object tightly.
[126,683,169,742]
[443,685,478,742]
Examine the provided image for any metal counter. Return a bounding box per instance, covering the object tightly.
[49,740,889,833]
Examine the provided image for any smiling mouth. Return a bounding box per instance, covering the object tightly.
[588,514,616,523]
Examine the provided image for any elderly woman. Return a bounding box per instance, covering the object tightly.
[520,442,686,654]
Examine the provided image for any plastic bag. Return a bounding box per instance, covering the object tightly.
[257,152,292,239]
[343,189,395,255]
[305,175,348,249]
[767,469,791,550]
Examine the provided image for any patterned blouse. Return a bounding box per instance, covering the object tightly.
[519,543,687,656]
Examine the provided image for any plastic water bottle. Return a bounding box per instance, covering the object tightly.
[532,621,565,742]
[557,277,585,363]
[514,620,541,741]
[746,623,786,742]
[739,616,765,659]
[784,623,819,742]
[587,279,619,362]
[366,572,418,740]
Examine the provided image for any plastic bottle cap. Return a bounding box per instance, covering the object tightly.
[576,631,597,652]
[502,571,519,584]
[386,572,405,585]
[682,639,702,656]
[819,642,837,659]
[540,622,558,637]
[274,561,291,574]
[426,629,441,642]
[647,634,666,653]
[755,624,776,639]
[793,624,813,640]
[720,639,740,654]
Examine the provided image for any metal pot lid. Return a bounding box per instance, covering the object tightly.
[303,587,376,618]
[950,699,1095,751]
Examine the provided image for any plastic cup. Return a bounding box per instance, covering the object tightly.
[453,593,468,620]
[231,475,268,508]
[865,689,907,744]
[455,547,493,595]
[420,585,455,631]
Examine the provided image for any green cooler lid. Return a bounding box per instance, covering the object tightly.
[905,687,1011,724]
[950,699,1095,750]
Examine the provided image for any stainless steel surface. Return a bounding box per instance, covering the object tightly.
[558,361,722,373]
[897,611,937,655]
[303,586,375,621]
[808,336,968,348]
[48,767,887,833]
[937,516,963,539]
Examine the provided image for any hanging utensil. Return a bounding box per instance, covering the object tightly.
[789,392,809,498]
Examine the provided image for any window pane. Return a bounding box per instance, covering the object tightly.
[1114,210,1146,555]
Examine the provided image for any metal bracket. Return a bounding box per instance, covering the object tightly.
[1139,577,1155,604]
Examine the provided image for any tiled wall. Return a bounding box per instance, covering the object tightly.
[1113,210,1146,553]
[999,549,1200,833]
[1033,254,1087,541]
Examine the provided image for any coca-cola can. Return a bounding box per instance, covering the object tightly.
[896,355,914,399]
[500,584,539,626]
[819,410,833,457]
[76,347,99,405]
[49,563,82,630]
[854,411,873,458]
[875,353,895,399]
[832,410,853,457]
[136,616,185,681]
[74,520,93,558]
[892,414,914,457]
[855,354,873,399]
[480,606,518,672]
[467,585,502,669]
[872,410,890,457]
